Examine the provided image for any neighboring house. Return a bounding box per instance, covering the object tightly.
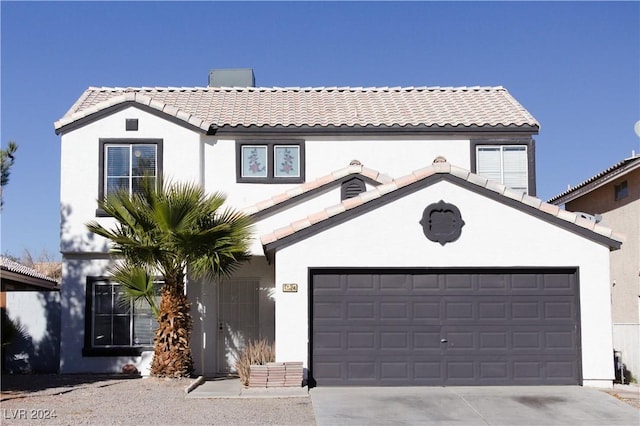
[54,69,622,387]
[1,256,61,373]
[549,153,640,382]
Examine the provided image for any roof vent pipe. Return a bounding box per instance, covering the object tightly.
[208,68,255,87]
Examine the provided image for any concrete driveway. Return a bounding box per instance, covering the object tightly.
[310,386,639,426]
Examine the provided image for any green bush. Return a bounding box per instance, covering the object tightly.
[235,338,275,386]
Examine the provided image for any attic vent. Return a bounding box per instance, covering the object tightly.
[342,177,366,200]
[208,68,255,87]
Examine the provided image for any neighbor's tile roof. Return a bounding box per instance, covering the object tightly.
[259,161,623,249]
[0,257,59,285]
[55,86,539,133]
[548,154,640,205]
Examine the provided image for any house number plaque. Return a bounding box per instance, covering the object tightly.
[282,283,298,293]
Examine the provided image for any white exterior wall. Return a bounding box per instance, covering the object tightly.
[59,107,474,373]
[271,180,614,386]
[4,291,60,373]
[204,136,471,215]
[189,256,275,376]
[60,106,203,254]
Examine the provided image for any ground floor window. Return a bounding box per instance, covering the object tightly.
[83,276,159,356]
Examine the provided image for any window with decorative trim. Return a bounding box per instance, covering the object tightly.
[236,140,305,183]
[83,276,160,356]
[476,145,529,193]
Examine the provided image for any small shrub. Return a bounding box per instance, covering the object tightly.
[235,338,275,386]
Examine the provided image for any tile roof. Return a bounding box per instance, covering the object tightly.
[55,86,539,134]
[242,160,393,217]
[0,256,60,286]
[548,154,640,205]
[259,160,623,252]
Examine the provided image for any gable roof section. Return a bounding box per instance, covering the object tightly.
[243,160,392,220]
[261,161,623,259]
[54,86,539,135]
[548,154,640,205]
[0,257,60,290]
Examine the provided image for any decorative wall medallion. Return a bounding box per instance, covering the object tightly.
[419,200,465,245]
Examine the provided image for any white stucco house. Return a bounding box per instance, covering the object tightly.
[55,69,622,387]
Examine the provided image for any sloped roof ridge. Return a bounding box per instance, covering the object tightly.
[548,154,640,203]
[54,90,211,132]
[261,161,624,247]
[55,85,538,133]
[84,85,507,92]
[242,161,393,216]
[0,256,59,284]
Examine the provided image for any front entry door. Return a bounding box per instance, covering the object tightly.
[217,279,259,373]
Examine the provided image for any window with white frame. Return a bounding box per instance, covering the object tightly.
[236,141,305,183]
[99,139,162,201]
[84,277,160,355]
[476,145,528,192]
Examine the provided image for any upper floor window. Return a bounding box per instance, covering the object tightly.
[236,140,305,183]
[476,145,528,193]
[99,139,163,201]
[614,181,628,201]
[84,276,160,356]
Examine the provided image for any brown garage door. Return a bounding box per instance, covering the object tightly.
[310,268,581,386]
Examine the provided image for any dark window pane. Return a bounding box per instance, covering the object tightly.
[107,146,130,176]
[107,177,129,196]
[112,316,131,346]
[615,181,628,201]
[132,177,155,195]
[132,145,156,176]
[94,284,113,314]
[94,315,112,346]
[113,287,129,315]
[90,279,160,348]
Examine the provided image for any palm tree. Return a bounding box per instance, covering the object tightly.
[87,179,253,378]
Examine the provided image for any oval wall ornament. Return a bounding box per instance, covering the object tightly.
[419,200,465,245]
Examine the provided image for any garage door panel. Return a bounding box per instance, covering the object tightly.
[545,331,578,350]
[478,274,508,290]
[414,331,442,349]
[346,274,375,290]
[411,274,440,290]
[478,301,507,319]
[543,273,574,290]
[480,361,509,379]
[413,301,440,319]
[444,301,474,320]
[311,269,580,386]
[380,274,411,290]
[479,332,508,349]
[347,302,376,319]
[544,301,576,319]
[444,275,474,291]
[380,302,408,319]
[347,331,376,349]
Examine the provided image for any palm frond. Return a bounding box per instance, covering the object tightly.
[109,262,160,319]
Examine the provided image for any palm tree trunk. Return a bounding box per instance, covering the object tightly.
[150,277,194,378]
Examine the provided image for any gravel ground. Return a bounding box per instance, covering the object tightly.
[0,374,316,425]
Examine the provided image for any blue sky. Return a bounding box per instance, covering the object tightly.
[1,1,638,260]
